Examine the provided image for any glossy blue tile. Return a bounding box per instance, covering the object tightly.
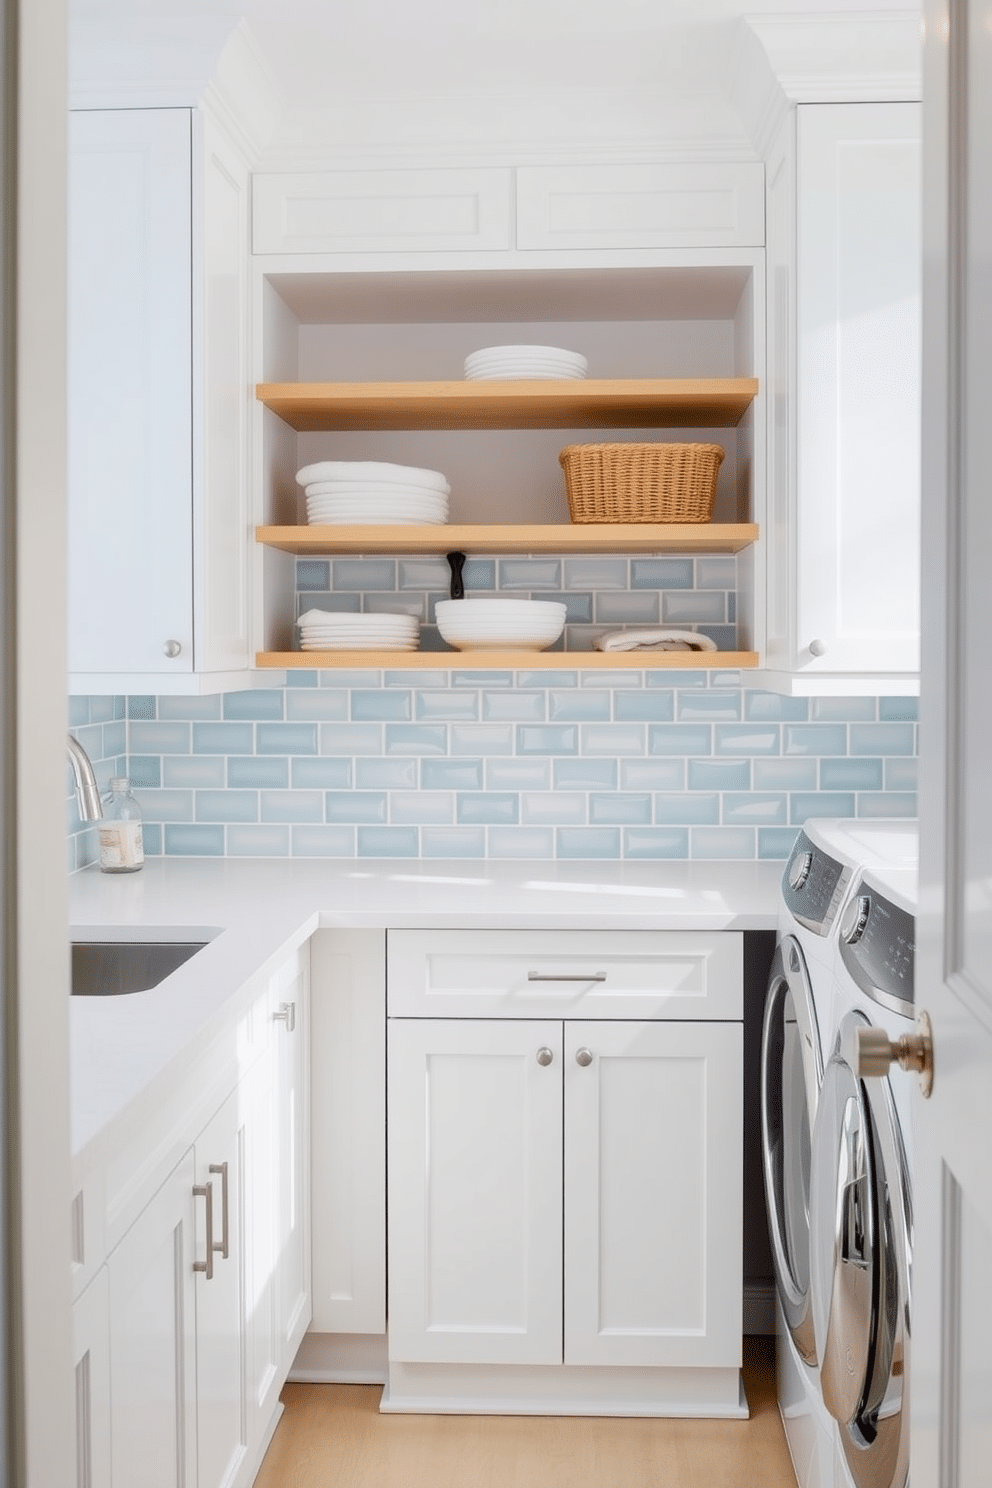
[131,721,192,755]
[291,757,353,789]
[782,725,847,757]
[554,758,618,790]
[356,757,418,789]
[697,626,738,650]
[498,558,561,589]
[285,670,319,688]
[351,690,412,722]
[397,558,450,590]
[286,690,349,721]
[141,823,162,856]
[583,723,645,755]
[653,793,720,825]
[648,723,712,756]
[622,828,689,860]
[524,670,578,688]
[521,792,587,826]
[357,826,419,857]
[451,670,513,688]
[164,824,225,856]
[856,793,918,818]
[590,793,653,826]
[319,669,382,689]
[416,690,479,721]
[620,758,685,790]
[535,591,593,623]
[386,669,447,687]
[261,791,324,824]
[677,691,740,721]
[687,758,750,791]
[227,825,289,857]
[879,696,919,721]
[222,690,285,721]
[157,695,222,721]
[191,722,251,755]
[390,792,454,825]
[662,591,725,623]
[298,594,359,617]
[482,691,546,722]
[195,790,258,823]
[744,691,810,722]
[227,756,288,789]
[325,792,388,824]
[101,722,127,758]
[578,670,644,688]
[257,722,318,755]
[320,723,384,756]
[759,827,802,860]
[849,723,916,756]
[385,724,448,756]
[820,758,884,791]
[128,756,162,789]
[595,592,660,623]
[487,759,551,790]
[722,793,789,826]
[87,695,116,724]
[655,669,706,689]
[463,558,497,590]
[331,559,397,590]
[364,594,424,618]
[696,557,736,589]
[128,695,157,720]
[790,792,857,824]
[68,696,91,727]
[292,825,355,857]
[518,725,580,755]
[488,827,556,859]
[296,559,331,590]
[556,828,622,859]
[752,758,818,791]
[132,789,193,823]
[457,792,519,825]
[548,690,611,722]
[885,757,919,791]
[810,696,877,722]
[631,558,693,590]
[421,826,488,858]
[614,691,675,722]
[690,827,756,860]
[564,557,628,590]
[421,757,484,790]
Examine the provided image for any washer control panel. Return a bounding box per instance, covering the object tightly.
[781,830,851,935]
[839,877,915,1015]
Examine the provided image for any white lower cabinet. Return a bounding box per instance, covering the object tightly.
[72,1268,112,1488]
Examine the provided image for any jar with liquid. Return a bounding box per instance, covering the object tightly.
[98,777,144,873]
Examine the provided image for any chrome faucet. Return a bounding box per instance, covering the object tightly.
[67,734,103,821]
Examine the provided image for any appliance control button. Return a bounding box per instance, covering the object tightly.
[841,895,871,945]
[789,850,814,892]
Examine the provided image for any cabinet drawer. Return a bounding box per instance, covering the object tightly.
[516,163,765,250]
[252,167,513,255]
[387,929,741,1021]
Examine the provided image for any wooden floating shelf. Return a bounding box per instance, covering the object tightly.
[255,377,759,432]
[256,523,759,556]
[256,650,759,671]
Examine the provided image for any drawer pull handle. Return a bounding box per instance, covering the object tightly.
[526,972,607,983]
[536,1047,554,1067]
[209,1162,229,1260]
[575,1047,594,1068]
[273,1001,296,1031]
[193,1183,214,1281]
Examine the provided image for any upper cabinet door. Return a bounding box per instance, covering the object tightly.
[68,109,194,679]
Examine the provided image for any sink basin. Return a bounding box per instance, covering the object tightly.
[71,939,210,995]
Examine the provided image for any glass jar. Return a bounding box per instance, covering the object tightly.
[98,777,144,874]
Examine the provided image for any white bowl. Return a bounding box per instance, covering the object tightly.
[296,461,450,492]
[435,598,567,652]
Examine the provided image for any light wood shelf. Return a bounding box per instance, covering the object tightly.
[256,650,759,671]
[255,377,759,432]
[256,522,759,556]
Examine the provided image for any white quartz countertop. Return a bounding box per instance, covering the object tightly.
[68,856,781,1164]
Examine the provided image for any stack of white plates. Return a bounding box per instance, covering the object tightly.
[463,345,588,381]
[435,598,567,652]
[297,609,420,652]
[296,461,450,526]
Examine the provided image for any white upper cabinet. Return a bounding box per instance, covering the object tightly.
[762,101,922,694]
[68,107,251,694]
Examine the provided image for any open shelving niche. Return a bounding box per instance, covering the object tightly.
[252,263,765,672]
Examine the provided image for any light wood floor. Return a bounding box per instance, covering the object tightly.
[254,1337,798,1488]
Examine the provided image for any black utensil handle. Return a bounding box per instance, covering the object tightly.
[446,551,466,600]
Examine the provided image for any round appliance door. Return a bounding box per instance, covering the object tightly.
[809,1010,912,1488]
[760,934,824,1365]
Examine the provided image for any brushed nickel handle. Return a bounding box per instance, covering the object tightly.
[855,1011,934,1098]
[273,1001,296,1031]
[536,1047,554,1067]
[193,1182,214,1280]
[527,972,607,983]
[575,1047,593,1067]
[209,1162,229,1260]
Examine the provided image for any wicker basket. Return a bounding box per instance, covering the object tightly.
[559,442,724,524]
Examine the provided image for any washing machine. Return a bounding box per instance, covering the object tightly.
[809,860,917,1488]
[763,821,918,1488]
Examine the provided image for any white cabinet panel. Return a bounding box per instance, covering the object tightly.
[387,1017,564,1366]
[564,1020,743,1368]
[253,167,513,255]
[516,163,765,250]
[72,1269,111,1488]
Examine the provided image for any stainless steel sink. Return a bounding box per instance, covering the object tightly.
[71,940,210,995]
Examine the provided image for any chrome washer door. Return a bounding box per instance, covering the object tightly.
[760,935,824,1364]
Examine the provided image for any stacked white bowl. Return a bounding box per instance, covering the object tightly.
[297,608,420,652]
[297,461,450,525]
[435,598,567,652]
[463,345,588,381]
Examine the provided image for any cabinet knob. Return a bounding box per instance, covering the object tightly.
[808,638,828,657]
[535,1046,554,1067]
[163,639,183,658]
[575,1047,593,1067]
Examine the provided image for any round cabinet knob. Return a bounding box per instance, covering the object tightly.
[163,639,183,658]
[808,638,828,657]
[788,850,814,892]
[575,1047,593,1067]
[841,895,871,946]
[536,1047,554,1067]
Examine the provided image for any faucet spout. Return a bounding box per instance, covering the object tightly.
[67,734,103,821]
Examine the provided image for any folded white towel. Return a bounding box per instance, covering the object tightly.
[593,627,718,654]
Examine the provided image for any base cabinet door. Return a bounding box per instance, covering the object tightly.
[72,1269,112,1488]
[387,1017,564,1365]
[564,1020,743,1368]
